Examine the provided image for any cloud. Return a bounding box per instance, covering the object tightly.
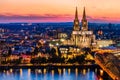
[86,16,120,23]
[0,13,74,22]
[0,14,72,20]
[0,13,119,23]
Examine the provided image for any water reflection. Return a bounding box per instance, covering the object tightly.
[51,70,54,77]
[28,68,31,76]
[6,71,9,75]
[10,69,13,73]
[0,68,110,80]
[20,68,23,77]
[38,69,42,73]
[68,68,71,75]
[75,68,78,77]
[43,68,46,75]
[58,68,61,75]
[83,69,86,75]
[63,68,66,75]
[3,70,5,73]
[95,68,97,73]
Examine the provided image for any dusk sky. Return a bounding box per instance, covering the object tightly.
[0,0,120,23]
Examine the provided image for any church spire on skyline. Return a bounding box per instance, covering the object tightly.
[73,6,80,31]
[75,7,78,20]
[82,7,87,21]
[70,6,95,48]
[81,7,88,31]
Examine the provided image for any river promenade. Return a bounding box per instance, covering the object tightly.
[0,63,99,69]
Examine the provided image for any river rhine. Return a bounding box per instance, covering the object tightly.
[0,68,111,80]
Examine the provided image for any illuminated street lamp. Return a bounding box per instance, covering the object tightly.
[56,43,59,46]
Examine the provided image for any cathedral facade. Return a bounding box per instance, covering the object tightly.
[63,7,96,48]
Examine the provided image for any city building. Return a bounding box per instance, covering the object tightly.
[97,40,114,48]
[63,7,96,48]
[58,45,81,58]
[58,33,68,39]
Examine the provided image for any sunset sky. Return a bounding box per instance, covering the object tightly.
[0,0,120,23]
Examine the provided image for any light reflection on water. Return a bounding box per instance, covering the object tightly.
[0,68,109,80]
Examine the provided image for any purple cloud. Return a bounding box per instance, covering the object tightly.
[0,13,119,23]
[0,14,72,20]
[0,13,73,22]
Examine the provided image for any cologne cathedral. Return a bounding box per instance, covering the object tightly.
[63,7,96,48]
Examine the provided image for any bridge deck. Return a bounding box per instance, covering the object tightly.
[95,58,119,80]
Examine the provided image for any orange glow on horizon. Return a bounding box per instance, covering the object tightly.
[0,0,120,23]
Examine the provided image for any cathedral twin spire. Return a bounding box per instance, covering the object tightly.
[81,7,88,31]
[82,7,87,21]
[73,7,80,31]
[75,7,78,20]
[73,7,88,31]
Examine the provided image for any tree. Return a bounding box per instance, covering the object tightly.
[82,47,91,54]
[8,47,12,56]
[30,57,47,64]
[47,56,65,63]
[50,48,56,57]
[67,58,76,63]
[33,47,39,55]
[75,54,86,64]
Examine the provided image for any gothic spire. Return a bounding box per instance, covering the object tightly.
[75,7,78,20]
[73,6,80,31]
[81,7,88,30]
[82,7,86,20]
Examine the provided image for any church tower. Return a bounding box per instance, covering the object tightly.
[81,7,88,31]
[63,6,96,48]
[73,7,80,31]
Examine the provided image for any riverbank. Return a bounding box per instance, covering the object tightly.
[0,64,99,69]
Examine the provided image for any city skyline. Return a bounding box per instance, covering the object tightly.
[0,1,120,79]
[0,0,120,23]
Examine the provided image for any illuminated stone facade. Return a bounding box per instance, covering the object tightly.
[97,40,113,48]
[63,7,96,48]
